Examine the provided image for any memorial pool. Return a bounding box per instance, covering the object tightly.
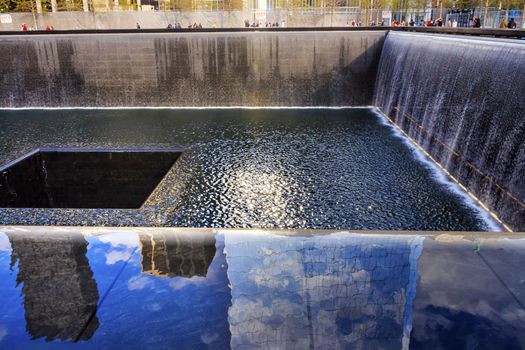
[0,107,500,231]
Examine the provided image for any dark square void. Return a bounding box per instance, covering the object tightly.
[0,148,181,209]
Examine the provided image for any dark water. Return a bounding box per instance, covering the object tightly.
[0,229,524,349]
[0,108,497,230]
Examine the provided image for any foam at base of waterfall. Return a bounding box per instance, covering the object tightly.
[374,108,503,232]
[373,32,525,231]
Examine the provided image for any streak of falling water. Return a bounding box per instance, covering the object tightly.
[374,32,525,231]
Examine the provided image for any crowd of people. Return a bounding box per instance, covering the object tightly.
[244,20,286,27]
[499,18,518,28]
[138,19,289,29]
[20,23,54,31]
[389,16,518,28]
[19,16,520,31]
[391,18,449,27]
[136,22,206,29]
[338,16,519,28]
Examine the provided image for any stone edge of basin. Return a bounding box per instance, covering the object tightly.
[1,225,523,240]
[0,27,523,39]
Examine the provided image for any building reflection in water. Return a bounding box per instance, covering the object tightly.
[410,239,525,349]
[2,230,524,349]
[7,233,99,342]
[139,232,216,278]
[225,233,424,349]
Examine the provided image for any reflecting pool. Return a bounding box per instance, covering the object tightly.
[0,228,523,349]
[0,108,500,230]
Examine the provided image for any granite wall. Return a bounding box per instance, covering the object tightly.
[0,31,385,107]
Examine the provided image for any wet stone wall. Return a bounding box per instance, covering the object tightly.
[0,31,386,107]
[374,33,525,231]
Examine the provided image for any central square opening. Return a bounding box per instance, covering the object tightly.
[0,148,182,209]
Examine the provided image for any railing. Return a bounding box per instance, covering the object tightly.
[392,26,525,39]
[0,26,524,39]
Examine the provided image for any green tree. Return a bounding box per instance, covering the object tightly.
[0,0,35,11]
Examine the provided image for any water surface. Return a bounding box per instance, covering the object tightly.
[0,228,523,349]
[0,108,497,230]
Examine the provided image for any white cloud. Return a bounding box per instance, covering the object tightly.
[98,232,139,249]
[105,250,132,265]
[201,332,219,344]
[0,234,11,252]
[147,303,162,312]
[169,276,206,290]
[0,327,7,343]
[127,276,154,291]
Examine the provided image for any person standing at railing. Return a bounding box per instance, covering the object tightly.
[508,18,517,29]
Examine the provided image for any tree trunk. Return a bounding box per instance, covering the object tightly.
[51,0,58,12]
[36,0,43,13]
[330,0,334,26]
[31,0,39,29]
[483,0,488,27]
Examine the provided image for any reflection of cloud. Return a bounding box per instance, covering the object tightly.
[0,327,7,343]
[169,276,206,290]
[201,332,219,344]
[99,232,139,249]
[501,307,525,324]
[226,233,418,349]
[105,250,132,265]
[147,303,162,312]
[0,234,11,252]
[411,240,525,348]
[99,232,139,267]
[127,276,154,291]
[0,227,28,234]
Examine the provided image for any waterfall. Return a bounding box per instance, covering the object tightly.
[374,32,525,231]
[0,32,385,107]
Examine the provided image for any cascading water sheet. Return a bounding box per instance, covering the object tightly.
[374,32,525,231]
